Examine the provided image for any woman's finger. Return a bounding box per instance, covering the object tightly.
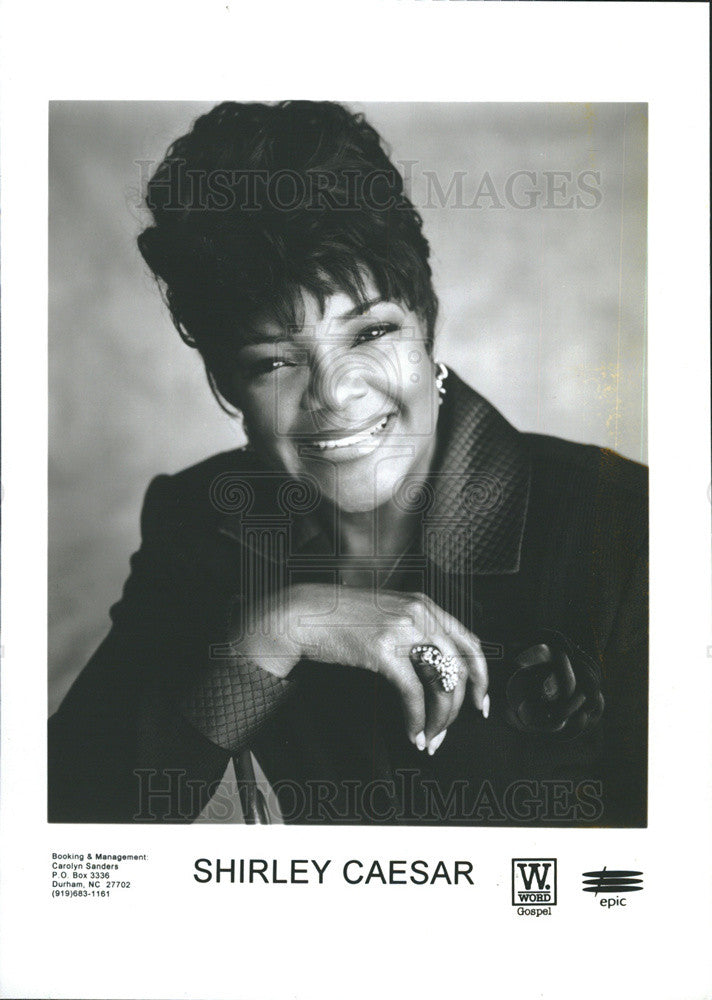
[409,639,456,744]
[417,594,489,712]
[446,659,468,728]
[428,729,448,755]
[433,637,467,733]
[379,651,427,745]
[384,595,462,744]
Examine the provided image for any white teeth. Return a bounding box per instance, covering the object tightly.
[309,415,389,450]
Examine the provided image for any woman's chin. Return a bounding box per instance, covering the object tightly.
[305,473,383,513]
[272,421,436,514]
[309,464,413,515]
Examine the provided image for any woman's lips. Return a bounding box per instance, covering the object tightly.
[298,412,395,453]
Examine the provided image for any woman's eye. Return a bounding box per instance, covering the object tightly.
[353,322,399,346]
[246,357,293,377]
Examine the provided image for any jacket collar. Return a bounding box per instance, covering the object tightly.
[419,370,530,575]
[217,370,530,576]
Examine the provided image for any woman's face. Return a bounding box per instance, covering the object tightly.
[229,284,439,513]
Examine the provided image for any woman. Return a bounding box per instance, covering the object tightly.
[48,101,647,825]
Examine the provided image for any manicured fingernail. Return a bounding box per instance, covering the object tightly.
[415,731,426,751]
[482,694,490,719]
[427,730,447,755]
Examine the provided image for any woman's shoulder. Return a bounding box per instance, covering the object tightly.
[139,447,270,533]
[444,371,646,492]
[524,431,647,495]
[443,370,647,532]
[162,445,267,490]
[522,430,648,553]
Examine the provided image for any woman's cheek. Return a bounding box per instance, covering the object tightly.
[363,342,414,400]
[256,381,304,459]
[397,347,436,407]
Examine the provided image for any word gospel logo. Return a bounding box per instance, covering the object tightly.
[511,858,557,916]
[582,868,644,908]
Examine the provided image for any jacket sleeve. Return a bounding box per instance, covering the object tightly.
[48,475,234,823]
[597,538,649,826]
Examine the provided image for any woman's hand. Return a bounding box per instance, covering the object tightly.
[238,583,489,751]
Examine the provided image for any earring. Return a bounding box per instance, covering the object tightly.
[435,361,449,405]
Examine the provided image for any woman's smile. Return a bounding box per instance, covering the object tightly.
[298,411,395,455]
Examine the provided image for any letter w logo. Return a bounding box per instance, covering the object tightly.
[516,862,551,891]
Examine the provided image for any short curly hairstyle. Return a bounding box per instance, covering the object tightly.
[138,101,438,409]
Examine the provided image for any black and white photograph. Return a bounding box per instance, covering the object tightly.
[48,100,648,826]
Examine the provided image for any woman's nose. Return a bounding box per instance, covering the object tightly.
[302,354,369,413]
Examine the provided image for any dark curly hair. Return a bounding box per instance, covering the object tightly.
[138,101,438,410]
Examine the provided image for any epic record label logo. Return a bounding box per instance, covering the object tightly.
[582,867,644,908]
[582,868,643,894]
[512,859,557,906]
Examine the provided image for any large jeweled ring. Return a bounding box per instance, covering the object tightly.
[409,643,459,692]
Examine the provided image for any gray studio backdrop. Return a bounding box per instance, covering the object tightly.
[49,101,647,711]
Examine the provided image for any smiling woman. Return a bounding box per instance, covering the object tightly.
[48,101,647,826]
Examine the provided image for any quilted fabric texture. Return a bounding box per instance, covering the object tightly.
[423,372,530,575]
[182,655,292,754]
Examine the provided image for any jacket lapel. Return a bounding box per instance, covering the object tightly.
[423,371,530,575]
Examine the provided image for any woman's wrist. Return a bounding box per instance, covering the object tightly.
[240,583,323,675]
[231,630,300,680]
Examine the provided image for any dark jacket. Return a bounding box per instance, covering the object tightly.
[49,372,648,826]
